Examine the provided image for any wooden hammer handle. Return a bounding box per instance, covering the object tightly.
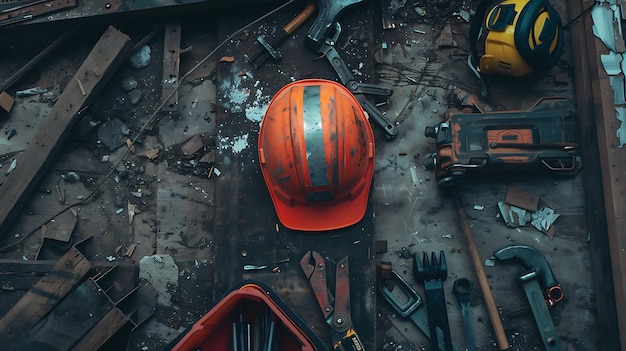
[283,2,316,35]
[455,196,511,350]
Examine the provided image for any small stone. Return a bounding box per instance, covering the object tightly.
[121,76,138,91]
[129,45,151,69]
[62,171,80,183]
[128,89,142,105]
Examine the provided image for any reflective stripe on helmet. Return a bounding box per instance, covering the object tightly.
[303,85,329,188]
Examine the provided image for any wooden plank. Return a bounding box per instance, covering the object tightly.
[70,308,130,351]
[8,278,113,351]
[568,0,623,348]
[0,246,93,344]
[161,21,181,112]
[0,26,131,235]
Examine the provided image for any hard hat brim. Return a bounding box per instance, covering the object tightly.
[270,183,372,232]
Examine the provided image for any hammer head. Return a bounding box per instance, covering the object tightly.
[493,245,564,307]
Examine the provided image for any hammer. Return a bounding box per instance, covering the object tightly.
[249,2,316,69]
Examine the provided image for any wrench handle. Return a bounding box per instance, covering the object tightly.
[460,304,477,351]
[454,193,510,350]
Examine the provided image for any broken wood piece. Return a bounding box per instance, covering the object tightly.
[220,56,235,62]
[162,21,181,112]
[125,244,136,257]
[504,187,540,211]
[0,91,14,113]
[0,26,131,236]
[0,246,93,344]
[125,138,135,153]
[436,24,457,48]
[181,134,204,155]
[42,207,78,242]
[199,150,215,163]
[69,307,130,351]
[128,202,137,225]
[138,148,159,160]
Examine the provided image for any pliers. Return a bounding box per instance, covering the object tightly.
[300,250,365,351]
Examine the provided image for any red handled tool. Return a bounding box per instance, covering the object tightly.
[300,250,365,351]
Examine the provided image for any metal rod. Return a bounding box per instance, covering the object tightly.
[233,322,239,351]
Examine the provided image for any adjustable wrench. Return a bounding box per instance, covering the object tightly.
[493,245,564,351]
[320,43,398,139]
[453,278,476,351]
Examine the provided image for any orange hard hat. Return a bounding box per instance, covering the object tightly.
[258,79,375,231]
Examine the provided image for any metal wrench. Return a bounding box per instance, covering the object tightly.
[380,270,459,351]
[453,278,476,351]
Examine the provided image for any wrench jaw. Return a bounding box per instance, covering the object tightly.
[414,251,453,351]
[493,245,565,308]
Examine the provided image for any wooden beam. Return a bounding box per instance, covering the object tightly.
[569,1,623,349]
[0,26,131,235]
[161,20,181,112]
[70,308,130,351]
[0,246,93,343]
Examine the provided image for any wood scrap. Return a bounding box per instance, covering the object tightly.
[181,134,204,155]
[138,148,160,160]
[0,26,131,236]
[41,207,78,242]
[436,24,456,48]
[0,246,93,344]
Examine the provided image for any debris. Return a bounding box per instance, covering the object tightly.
[0,91,14,113]
[375,240,388,253]
[16,87,48,97]
[497,187,561,238]
[125,138,135,153]
[413,29,426,34]
[128,89,142,104]
[106,256,116,262]
[209,166,221,177]
[139,254,179,306]
[42,208,78,243]
[219,56,235,62]
[436,24,457,49]
[129,45,151,69]
[6,158,16,175]
[6,129,18,139]
[473,205,485,211]
[181,134,204,155]
[504,187,540,211]
[121,76,138,91]
[484,258,496,267]
[128,202,138,224]
[97,118,131,151]
[115,208,124,214]
[75,77,86,96]
[62,171,80,183]
[531,208,560,233]
[243,265,267,271]
[456,9,471,22]
[125,244,136,257]
[138,149,159,160]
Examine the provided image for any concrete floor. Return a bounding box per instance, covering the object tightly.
[0,1,605,350]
